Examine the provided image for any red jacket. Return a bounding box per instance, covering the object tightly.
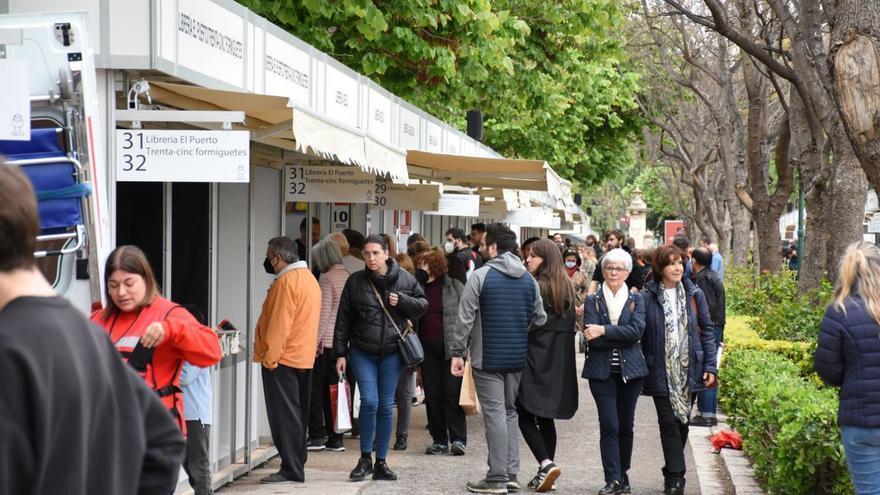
[92,296,221,433]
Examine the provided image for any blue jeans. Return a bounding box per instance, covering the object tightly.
[349,347,402,459]
[697,325,723,417]
[842,425,880,495]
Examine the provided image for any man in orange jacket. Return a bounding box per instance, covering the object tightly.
[254,236,322,484]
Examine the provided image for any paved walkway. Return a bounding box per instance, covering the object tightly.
[218,354,717,494]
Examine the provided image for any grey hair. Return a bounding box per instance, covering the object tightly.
[601,248,632,272]
[311,239,343,273]
[267,236,298,264]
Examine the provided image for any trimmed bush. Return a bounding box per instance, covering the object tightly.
[720,348,852,495]
[725,316,816,379]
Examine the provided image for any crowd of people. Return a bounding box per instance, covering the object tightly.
[0,161,734,495]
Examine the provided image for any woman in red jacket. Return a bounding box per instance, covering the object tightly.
[91,245,221,433]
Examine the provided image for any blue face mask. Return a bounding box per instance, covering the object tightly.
[564,261,577,269]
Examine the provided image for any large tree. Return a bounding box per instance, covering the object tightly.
[238,0,643,187]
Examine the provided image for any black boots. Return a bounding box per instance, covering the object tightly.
[372,459,398,480]
[349,458,372,481]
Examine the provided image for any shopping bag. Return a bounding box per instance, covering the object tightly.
[352,383,360,419]
[459,360,481,416]
[330,375,352,434]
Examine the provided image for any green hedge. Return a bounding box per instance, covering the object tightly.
[720,348,852,495]
[726,266,831,342]
[725,316,817,380]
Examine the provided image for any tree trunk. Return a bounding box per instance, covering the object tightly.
[827,0,880,195]
[826,121,869,284]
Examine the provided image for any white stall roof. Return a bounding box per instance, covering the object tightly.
[148,81,408,182]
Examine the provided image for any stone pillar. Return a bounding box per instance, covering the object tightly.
[628,187,648,249]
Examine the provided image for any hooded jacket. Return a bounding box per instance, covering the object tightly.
[451,251,547,372]
[333,258,428,357]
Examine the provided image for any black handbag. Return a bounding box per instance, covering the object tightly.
[369,282,425,367]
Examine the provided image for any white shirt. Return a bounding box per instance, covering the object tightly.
[602,282,629,325]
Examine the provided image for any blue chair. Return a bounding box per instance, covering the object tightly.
[1,127,90,257]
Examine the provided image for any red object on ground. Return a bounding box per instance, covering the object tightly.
[711,430,743,451]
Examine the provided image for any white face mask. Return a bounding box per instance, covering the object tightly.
[564,261,577,269]
[444,241,455,254]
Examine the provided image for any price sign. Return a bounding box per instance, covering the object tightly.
[285,163,375,203]
[115,130,249,182]
[372,179,440,211]
[425,193,480,217]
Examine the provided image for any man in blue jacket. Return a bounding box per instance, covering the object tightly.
[451,223,547,494]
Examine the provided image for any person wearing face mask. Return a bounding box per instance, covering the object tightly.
[563,249,589,307]
[334,235,428,482]
[444,228,474,285]
[252,236,322,484]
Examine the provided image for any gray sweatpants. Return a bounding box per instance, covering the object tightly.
[473,369,522,483]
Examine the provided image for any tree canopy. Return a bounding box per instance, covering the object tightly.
[238,0,642,187]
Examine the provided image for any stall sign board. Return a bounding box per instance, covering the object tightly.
[264,32,310,107]
[332,203,350,230]
[115,130,249,182]
[425,194,480,218]
[174,0,246,87]
[285,163,374,203]
[372,179,440,211]
[0,59,30,141]
[398,106,420,150]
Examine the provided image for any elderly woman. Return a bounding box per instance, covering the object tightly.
[583,248,647,495]
[641,245,716,495]
[306,239,351,452]
[815,242,880,493]
[334,234,428,481]
[415,249,468,456]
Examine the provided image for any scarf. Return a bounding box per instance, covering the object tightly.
[602,282,629,325]
[566,265,579,278]
[660,282,690,424]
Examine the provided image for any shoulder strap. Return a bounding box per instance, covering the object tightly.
[368,281,404,337]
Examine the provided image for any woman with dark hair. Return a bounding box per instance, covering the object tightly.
[563,249,589,305]
[91,245,222,433]
[334,234,428,481]
[414,249,469,456]
[519,239,579,492]
[521,237,542,266]
[583,248,647,494]
[641,245,716,495]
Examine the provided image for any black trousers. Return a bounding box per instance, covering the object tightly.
[517,404,556,464]
[183,420,212,495]
[262,365,312,482]
[589,375,643,483]
[421,338,467,445]
[307,350,342,443]
[653,394,694,482]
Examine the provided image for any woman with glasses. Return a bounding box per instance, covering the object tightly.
[582,248,647,495]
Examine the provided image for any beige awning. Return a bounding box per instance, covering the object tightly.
[147,81,408,182]
[406,150,563,197]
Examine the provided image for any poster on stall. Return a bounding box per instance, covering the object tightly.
[372,178,440,211]
[0,59,30,141]
[425,194,480,218]
[664,220,687,245]
[285,163,375,203]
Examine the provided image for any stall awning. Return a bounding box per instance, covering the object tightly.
[406,150,563,198]
[147,81,408,182]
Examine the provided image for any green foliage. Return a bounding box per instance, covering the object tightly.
[726,266,832,342]
[720,348,852,495]
[725,315,817,379]
[237,0,643,187]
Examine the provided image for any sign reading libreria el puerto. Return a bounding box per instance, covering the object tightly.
[285,163,375,203]
[115,130,250,183]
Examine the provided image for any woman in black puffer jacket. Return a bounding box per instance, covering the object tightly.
[815,241,880,495]
[583,248,647,495]
[334,234,428,482]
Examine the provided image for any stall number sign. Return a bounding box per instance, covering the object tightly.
[285,164,375,203]
[372,179,440,211]
[425,194,480,217]
[332,203,350,230]
[115,130,249,182]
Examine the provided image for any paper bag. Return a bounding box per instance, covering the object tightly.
[459,360,481,416]
[330,375,352,434]
[353,384,361,419]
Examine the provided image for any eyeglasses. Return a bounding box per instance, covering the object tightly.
[603,266,627,273]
